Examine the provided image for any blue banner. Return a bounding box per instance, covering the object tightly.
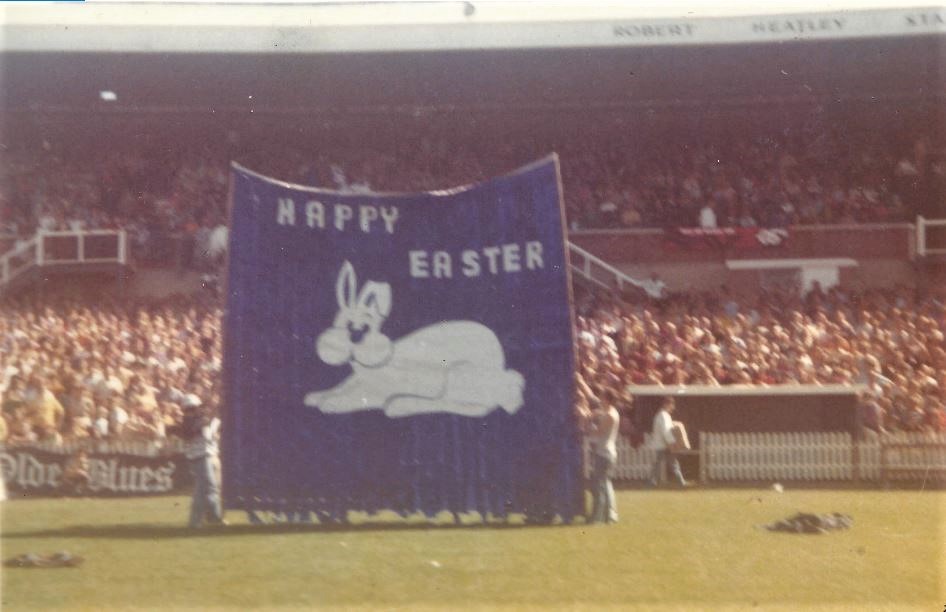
[222,156,580,522]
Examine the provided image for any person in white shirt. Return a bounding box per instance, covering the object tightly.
[107,396,129,438]
[650,397,688,487]
[699,204,718,229]
[578,386,622,524]
[178,395,225,528]
[92,408,109,439]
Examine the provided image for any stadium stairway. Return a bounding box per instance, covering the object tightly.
[567,242,665,298]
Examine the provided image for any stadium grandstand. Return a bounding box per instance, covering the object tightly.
[1,2,945,608]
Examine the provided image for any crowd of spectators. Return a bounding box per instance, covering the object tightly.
[575,283,946,435]
[562,134,943,230]
[1,280,944,447]
[3,121,944,263]
[1,114,945,445]
[0,294,222,447]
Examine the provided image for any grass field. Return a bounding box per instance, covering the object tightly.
[1,489,944,611]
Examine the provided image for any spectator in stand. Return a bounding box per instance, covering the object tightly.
[24,376,64,436]
[1,292,225,449]
[7,418,38,445]
[699,202,718,229]
[574,281,945,433]
[2,125,941,247]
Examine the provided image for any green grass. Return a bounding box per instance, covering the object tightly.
[1,489,944,610]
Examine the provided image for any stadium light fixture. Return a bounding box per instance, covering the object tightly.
[99,90,118,102]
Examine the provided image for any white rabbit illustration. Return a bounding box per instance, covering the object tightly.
[304,261,525,418]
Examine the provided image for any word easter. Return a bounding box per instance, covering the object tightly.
[275,198,400,234]
[409,241,544,279]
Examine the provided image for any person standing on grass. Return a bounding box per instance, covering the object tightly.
[578,384,621,524]
[650,396,688,487]
[178,395,226,529]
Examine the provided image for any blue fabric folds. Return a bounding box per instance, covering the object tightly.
[222,156,580,522]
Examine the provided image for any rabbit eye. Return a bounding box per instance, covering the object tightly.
[347,322,368,344]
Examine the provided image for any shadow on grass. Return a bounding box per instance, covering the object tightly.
[2,519,585,540]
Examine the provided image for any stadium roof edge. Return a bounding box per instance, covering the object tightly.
[1,3,944,53]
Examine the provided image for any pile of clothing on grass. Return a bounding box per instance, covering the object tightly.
[764,512,853,534]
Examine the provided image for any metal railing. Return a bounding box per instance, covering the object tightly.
[569,222,917,263]
[567,242,665,297]
[0,229,127,291]
[916,215,946,257]
[0,235,40,288]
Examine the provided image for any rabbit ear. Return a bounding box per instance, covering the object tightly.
[358,282,392,318]
[336,261,356,309]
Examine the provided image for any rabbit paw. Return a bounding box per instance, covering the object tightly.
[303,392,327,408]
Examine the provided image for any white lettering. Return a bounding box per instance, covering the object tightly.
[755,228,789,246]
[502,244,521,272]
[0,452,180,494]
[432,252,452,278]
[277,198,296,225]
[275,201,399,235]
[409,251,429,278]
[119,465,132,491]
[305,200,325,229]
[411,242,546,279]
[526,241,544,270]
[334,205,353,231]
[380,206,399,234]
[88,458,109,492]
[139,467,154,492]
[461,250,481,277]
[0,452,14,482]
[359,206,379,232]
[482,247,502,274]
[3,452,62,489]
[157,463,176,492]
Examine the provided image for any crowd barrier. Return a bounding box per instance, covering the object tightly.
[0,229,128,291]
[5,431,945,498]
[1,439,191,497]
[586,431,946,484]
[569,223,915,264]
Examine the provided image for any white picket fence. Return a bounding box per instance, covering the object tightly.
[583,435,658,481]
[587,431,946,483]
[864,431,946,481]
[703,432,853,481]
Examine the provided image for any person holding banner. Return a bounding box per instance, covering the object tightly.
[577,382,621,525]
[650,397,690,487]
[177,395,226,529]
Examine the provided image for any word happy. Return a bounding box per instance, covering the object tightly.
[410,241,544,279]
[275,198,400,234]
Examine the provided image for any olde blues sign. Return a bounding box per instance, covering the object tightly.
[222,157,580,521]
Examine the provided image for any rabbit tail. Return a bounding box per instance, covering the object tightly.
[442,362,525,416]
[496,369,525,415]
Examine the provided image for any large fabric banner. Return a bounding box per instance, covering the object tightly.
[223,157,580,521]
